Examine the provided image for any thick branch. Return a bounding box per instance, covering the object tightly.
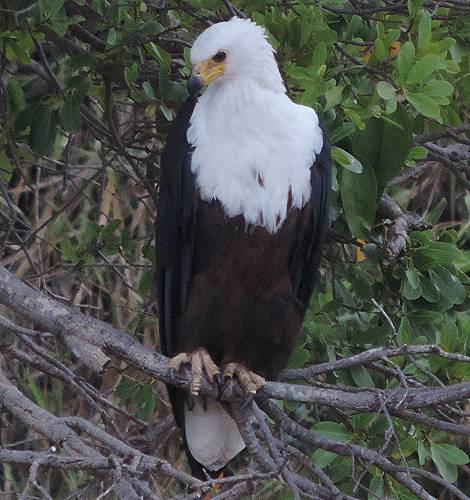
[2,267,470,416]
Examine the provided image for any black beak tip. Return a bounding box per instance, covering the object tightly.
[188,73,204,97]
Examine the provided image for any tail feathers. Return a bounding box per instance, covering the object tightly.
[184,398,245,472]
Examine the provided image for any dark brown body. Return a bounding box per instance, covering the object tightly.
[177,199,310,379]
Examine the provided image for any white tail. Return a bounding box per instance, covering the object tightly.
[184,397,245,471]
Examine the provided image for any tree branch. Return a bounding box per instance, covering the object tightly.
[2,265,470,497]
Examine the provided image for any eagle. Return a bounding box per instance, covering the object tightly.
[156,17,331,478]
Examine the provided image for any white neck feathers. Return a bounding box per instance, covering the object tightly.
[187,80,323,233]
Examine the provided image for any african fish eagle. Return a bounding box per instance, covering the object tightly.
[156,17,331,478]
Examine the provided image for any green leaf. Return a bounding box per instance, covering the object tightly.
[420,277,440,302]
[331,146,362,173]
[60,93,82,133]
[351,365,375,388]
[288,345,310,368]
[355,325,389,345]
[352,104,411,189]
[457,74,470,103]
[398,317,412,344]
[403,279,422,300]
[408,145,428,160]
[419,241,463,265]
[325,85,343,111]
[66,53,94,74]
[385,94,397,114]
[7,78,26,113]
[115,376,137,400]
[397,41,415,84]
[144,42,171,68]
[60,237,78,263]
[408,0,424,16]
[406,267,421,289]
[425,198,446,224]
[422,80,454,99]
[343,108,365,130]
[100,219,121,239]
[368,474,384,500]
[406,93,442,122]
[107,27,117,46]
[377,81,396,101]
[329,456,351,483]
[429,267,466,305]
[159,104,173,121]
[39,0,65,18]
[371,38,386,62]
[446,60,460,74]
[418,10,432,50]
[139,270,153,296]
[406,54,447,85]
[376,22,384,41]
[124,63,139,87]
[311,421,352,442]
[30,105,58,156]
[431,443,469,483]
[341,162,378,236]
[0,151,13,182]
[8,40,31,65]
[440,317,459,351]
[417,441,427,466]
[136,383,156,420]
[431,443,470,465]
[311,42,327,74]
[329,123,355,144]
[142,81,155,100]
[28,380,47,409]
[312,449,336,469]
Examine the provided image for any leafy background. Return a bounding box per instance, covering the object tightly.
[1,0,470,498]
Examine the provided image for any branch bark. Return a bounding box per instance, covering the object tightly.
[378,193,431,262]
[1,265,470,498]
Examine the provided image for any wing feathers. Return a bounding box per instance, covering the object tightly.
[291,121,331,309]
[156,97,197,358]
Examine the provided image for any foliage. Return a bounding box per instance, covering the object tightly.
[0,0,470,498]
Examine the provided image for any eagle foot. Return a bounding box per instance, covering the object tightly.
[170,348,220,396]
[219,362,266,397]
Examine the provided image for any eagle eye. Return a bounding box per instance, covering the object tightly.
[212,51,227,63]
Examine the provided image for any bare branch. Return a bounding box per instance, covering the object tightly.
[378,193,430,262]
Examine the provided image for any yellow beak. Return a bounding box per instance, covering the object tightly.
[193,59,226,85]
[188,59,226,96]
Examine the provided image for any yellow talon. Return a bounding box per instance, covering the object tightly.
[170,348,220,397]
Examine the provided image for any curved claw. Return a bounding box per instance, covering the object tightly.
[218,362,266,397]
[170,348,220,396]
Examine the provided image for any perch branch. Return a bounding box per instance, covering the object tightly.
[2,267,470,498]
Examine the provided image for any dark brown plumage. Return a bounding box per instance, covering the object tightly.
[155,95,330,478]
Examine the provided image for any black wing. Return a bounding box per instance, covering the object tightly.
[156,97,197,362]
[290,121,331,309]
[155,97,209,478]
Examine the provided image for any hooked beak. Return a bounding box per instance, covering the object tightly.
[187,72,204,97]
[187,59,226,97]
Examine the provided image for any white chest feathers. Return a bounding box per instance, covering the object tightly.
[187,83,324,233]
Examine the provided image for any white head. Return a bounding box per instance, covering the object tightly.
[188,17,285,95]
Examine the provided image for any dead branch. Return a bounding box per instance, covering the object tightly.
[379,193,431,262]
[1,266,470,498]
[3,266,470,415]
